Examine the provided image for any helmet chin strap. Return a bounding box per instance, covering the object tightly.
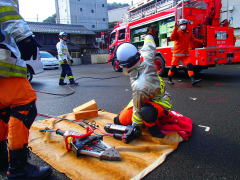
[123,61,141,76]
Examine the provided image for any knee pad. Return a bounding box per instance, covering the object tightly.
[11,101,37,129]
[170,65,177,72]
[187,63,194,71]
[0,107,10,123]
[139,103,158,124]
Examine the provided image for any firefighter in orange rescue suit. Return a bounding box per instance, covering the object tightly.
[113,26,173,138]
[0,0,52,179]
[167,19,203,85]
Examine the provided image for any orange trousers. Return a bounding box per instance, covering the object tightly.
[0,77,37,150]
[168,56,194,77]
[118,101,165,127]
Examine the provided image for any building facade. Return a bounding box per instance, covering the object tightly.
[55,0,108,31]
[221,0,240,46]
[108,6,129,23]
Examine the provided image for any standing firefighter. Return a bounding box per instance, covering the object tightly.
[167,19,203,85]
[114,38,172,137]
[57,32,78,85]
[0,0,52,179]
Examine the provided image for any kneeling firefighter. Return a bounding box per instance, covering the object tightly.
[0,0,52,179]
[114,41,173,138]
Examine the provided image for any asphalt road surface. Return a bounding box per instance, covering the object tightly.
[1,63,240,180]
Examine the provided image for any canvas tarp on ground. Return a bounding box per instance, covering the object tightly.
[29,111,182,180]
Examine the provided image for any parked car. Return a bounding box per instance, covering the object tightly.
[26,59,44,82]
[40,51,60,69]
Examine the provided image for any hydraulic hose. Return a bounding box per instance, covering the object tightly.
[35,75,121,96]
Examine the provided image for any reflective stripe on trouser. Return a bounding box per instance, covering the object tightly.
[0,6,22,22]
[118,101,165,126]
[60,63,73,81]
[0,77,36,150]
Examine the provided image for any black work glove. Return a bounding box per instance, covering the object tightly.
[148,125,164,138]
[17,36,38,60]
[70,59,73,64]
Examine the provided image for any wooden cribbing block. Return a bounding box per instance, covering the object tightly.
[74,110,98,120]
[73,100,98,112]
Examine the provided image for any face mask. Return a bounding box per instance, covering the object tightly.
[180,25,187,30]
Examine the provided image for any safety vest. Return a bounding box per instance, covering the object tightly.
[0,0,32,78]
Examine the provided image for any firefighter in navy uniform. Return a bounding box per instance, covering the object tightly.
[0,0,52,179]
[114,40,172,137]
[57,32,78,85]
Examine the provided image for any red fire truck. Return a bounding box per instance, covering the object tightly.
[108,0,240,75]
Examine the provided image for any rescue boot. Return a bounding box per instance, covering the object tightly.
[59,79,67,85]
[167,76,174,85]
[69,78,78,85]
[0,140,8,172]
[190,76,202,86]
[7,145,52,180]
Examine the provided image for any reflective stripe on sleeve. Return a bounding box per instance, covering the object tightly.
[0,6,22,22]
[132,114,142,124]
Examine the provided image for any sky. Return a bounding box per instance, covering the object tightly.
[19,0,136,22]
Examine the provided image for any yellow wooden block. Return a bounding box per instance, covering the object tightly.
[73,100,98,112]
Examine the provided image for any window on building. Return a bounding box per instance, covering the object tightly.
[102,4,105,7]
[80,8,82,11]
[92,25,95,28]
[103,18,105,21]
[118,28,126,40]
[91,9,94,13]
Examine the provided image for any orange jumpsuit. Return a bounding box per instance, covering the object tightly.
[0,78,37,149]
[168,26,203,78]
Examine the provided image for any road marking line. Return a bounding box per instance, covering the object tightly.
[198,125,210,132]
[190,97,197,100]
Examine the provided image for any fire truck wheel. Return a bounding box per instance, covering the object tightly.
[113,59,123,72]
[154,56,166,77]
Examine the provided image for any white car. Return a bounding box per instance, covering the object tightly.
[40,51,60,70]
[26,56,44,82]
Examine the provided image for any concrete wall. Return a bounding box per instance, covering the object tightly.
[221,0,240,46]
[81,54,108,64]
[56,0,108,31]
[90,54,108,64]
[108,6,129,23]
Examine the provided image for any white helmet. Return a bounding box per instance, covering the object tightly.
[116,43,140,68]
[178,19,188,25]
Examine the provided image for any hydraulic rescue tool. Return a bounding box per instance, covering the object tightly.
[104,123,141,143]
[40,127,121,161]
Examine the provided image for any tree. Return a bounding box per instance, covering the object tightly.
[43,14,56,24]
[107,2,129,10]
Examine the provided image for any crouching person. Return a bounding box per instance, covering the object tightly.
[113,42,172,138]
[113,42,193,140]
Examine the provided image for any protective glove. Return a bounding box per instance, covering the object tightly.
[17,36,38,60]
[148,125,164,138]
[70,59,74,64]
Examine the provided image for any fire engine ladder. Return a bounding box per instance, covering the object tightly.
[128,0,181,22]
